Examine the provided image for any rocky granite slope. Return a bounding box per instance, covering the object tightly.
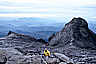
[49,17,96,49]
[0,17,96,64]
[0,31,47,54]
[48,17,96,64]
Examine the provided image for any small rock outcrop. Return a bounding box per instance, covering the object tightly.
[37,38,48,44]
[53,53,70,63]
[48,32,55,42]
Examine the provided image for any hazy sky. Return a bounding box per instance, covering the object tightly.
[0,0,96,22]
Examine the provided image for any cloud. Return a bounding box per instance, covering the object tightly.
[0,0,96,20]
[0,13,56,18]
[91,17,96,18]
[1,0,96,7]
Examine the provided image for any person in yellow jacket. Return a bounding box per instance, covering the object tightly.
[44,48,50,57]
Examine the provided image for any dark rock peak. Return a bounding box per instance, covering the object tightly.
[49,17,96,50]
[7,31,47,44]
[7,31,14,36]
[7,31,37,41]
[65,17,88,29]
[48,32,55,42]
[37,38,48,44]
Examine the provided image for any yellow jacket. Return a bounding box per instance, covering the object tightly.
[44,49,50,56]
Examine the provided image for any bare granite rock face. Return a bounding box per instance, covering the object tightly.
[49,17,96,49]
[48,17,96,64]
[0,48,73,64]
[0,31,46,53]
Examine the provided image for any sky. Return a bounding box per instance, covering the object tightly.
[0,0,96,22]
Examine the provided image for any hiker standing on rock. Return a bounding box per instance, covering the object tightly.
[43,48,50,57]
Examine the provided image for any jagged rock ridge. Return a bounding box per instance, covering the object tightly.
[0,31,47,52]
[49,17,96,49]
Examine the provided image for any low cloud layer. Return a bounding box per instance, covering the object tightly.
[0,0,96,21]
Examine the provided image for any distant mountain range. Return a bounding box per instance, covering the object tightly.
[89,23,96,33]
